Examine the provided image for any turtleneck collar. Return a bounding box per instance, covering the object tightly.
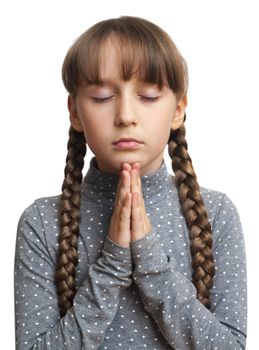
[81,156,177,207]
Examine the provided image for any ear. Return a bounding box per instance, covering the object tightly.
[171,94,188,131]
[67,95,84,132]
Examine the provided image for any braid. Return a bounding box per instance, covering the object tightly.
[168,117,215,308]
[55,125,86,317]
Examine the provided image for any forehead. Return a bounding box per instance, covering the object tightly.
[92,41,160,88]
[98,37,124,78]
[88,77,161,89]
[84,34,169,91]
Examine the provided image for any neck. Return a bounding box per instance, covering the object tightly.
[81,156,177,208]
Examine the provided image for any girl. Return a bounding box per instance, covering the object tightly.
[14,16,247,349]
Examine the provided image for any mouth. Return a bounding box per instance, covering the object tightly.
[113,139,143,150]
[113,138,142,144]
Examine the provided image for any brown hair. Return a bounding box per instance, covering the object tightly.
[55,15,215,317]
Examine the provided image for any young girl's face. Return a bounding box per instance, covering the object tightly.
[68,36,187,176]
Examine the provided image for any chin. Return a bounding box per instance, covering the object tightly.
[96,153,144,175]
[118,156,142,166]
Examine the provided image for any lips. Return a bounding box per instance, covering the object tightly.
[113,138,142,144]
[113,138,143,150]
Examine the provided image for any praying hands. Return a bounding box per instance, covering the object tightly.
[108,162,153,248]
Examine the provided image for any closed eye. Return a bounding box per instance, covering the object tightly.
[91,96,113,103]
[140,96,160,102]
[91,96,160,103]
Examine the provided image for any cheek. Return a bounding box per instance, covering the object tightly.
[147,110,172,133]
[82,118,110,149]
[78,101,114,127]
[83,121,101,143]
[148,114,172,147]
[77,106,105,135]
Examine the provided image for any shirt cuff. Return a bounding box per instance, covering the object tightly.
[103,235,132,263]
[130,229,177,275]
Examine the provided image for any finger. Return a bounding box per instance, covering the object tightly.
[114,167,125,204]
[131,192,142,234]
[114,169,127,209]
[130,168,139,194]
[118,169,131,208]
[132,165,147,220]
[119,192,132,228]
[118,163,131,205]
[134,164,145,207]
[114,172,122,209]
[130,165,143,202]
[109,185,132,248]
[131,161,141,170]
[121,162,132,172]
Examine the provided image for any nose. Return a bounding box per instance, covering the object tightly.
[114,93,138,126]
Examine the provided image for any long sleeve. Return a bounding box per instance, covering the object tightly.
[14,201,132,350]
[130,192,247,350]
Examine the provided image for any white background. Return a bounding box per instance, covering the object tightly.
[1,0,258,348]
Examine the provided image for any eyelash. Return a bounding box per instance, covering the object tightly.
[91,96,160,103]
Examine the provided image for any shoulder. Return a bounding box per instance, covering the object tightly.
[198,184,243,248]
[169,174,240,220]
[199,184,240,221]
[17,194,62,237]
[18,194,61,221]
[199,185,231,213]
[16,195,62,264]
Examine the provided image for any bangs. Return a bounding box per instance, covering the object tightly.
[62,16,188,99]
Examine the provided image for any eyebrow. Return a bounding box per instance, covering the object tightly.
[89,78,161,89]
[93,79,118,87]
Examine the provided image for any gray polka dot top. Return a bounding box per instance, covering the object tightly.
[14,157,247,349]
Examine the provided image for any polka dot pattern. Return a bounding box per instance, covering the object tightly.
[14,157,247,349]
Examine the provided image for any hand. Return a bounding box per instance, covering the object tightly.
[129,162,153,242]
[108,162,153,248]
[108,164,132,248]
